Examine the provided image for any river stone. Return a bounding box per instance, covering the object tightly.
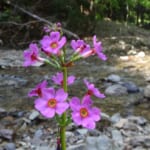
[127,135,150,147]
[68,144,86,150]
[105,84,128,95]
[127,116,147,126]
[0,129,14,140]
[36,145,53,150]
[144,85,150,98]
[111,113,121,124]
[111,130,123,145]
[85,136,98,150]
[4,143,16,150]
[106,74,121,83]
[29,110,40,120]
[121,81,139,93]
[76,129,88,136]
[97,135,113,150]
[0,74,28,87]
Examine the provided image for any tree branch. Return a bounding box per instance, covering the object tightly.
[5,1,80,39]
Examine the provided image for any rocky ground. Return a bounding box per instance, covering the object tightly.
[0,21,150,149]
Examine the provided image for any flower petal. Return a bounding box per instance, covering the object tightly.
[93,88,105,98]
[90,107,101,121]
[55,89,68,102]
[72,112,82,125]
[70,97,81,111]
[67,75,75,85]
[41,108,55,118]
[82,96,93,106]
[56,102,69,115]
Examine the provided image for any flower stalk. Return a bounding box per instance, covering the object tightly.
[60,66,68,150]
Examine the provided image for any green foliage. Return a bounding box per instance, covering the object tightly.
[0,8,21,22]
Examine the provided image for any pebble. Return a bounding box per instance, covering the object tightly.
[144,85,150,98]
[4,143,16,150]
[106,74,121,83]
[97,135,113,150]
[29,110,40,120]
[0,74,27,87]
[105,84,128,95]
[111,130,123,145]
[121,81,139,93]
[0,129,14,140]
[111,113,121,124]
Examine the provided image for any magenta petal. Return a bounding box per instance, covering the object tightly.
[29,43,38,53]
[93,88,105,98]
[56,102,69,115]
[70,97,80,111]
[58,36,66,49]
[71,40,77,50]
[41,108,55,118]
[50,31,60,41]
[90,107,101,121]
[82,96,93,106]
[67,76,75,85]
[55,89,68,102]
[72,112,82,125]
[97,52,107,61]
[52,72,63,85]
[34,98,47,110]
[83,119,96,129]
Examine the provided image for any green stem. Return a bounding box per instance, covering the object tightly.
[60,67,67,150]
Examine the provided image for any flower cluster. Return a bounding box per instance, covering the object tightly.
[23,24,106,129]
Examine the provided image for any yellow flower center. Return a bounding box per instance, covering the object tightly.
[50,42,58,49]
[80,108,89,118]
[48,98,57,108]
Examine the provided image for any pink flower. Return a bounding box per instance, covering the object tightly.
[92,35,107,60]
[43,26,51,33]
[23,43,45,67]
[70,96,101,129]
[34,88,69,118]
[84,79,105,98]
[40,31,66,55]
[71,39,92,57]
[52,72,75,86]
[28,80,52,98]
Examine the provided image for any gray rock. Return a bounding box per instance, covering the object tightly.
[76,129,88,136]
[68,144,86,150]
[0,107,6,113]
[85,136,98,150]
[105,84,128,96]
[144,85,150,98]
[111,113,121,124]
[4,143,16,150]
[0,74,27,87]
[97,135,113,150]
[127,116,147,126]
[36,145,53,150]
[0,129,14,140]
[88,129,100,136]
[111,130,123,145]
[127,135,150,147]
[29,110,39,120]
[121,81,139,93]
[34,129,43,139]
[107,74,121,83]
[101,112,110,121]
[114,118,128,128]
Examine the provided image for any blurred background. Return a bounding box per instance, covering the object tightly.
[0,0,150,49]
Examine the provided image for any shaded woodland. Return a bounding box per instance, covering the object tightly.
[0,0,150,48]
